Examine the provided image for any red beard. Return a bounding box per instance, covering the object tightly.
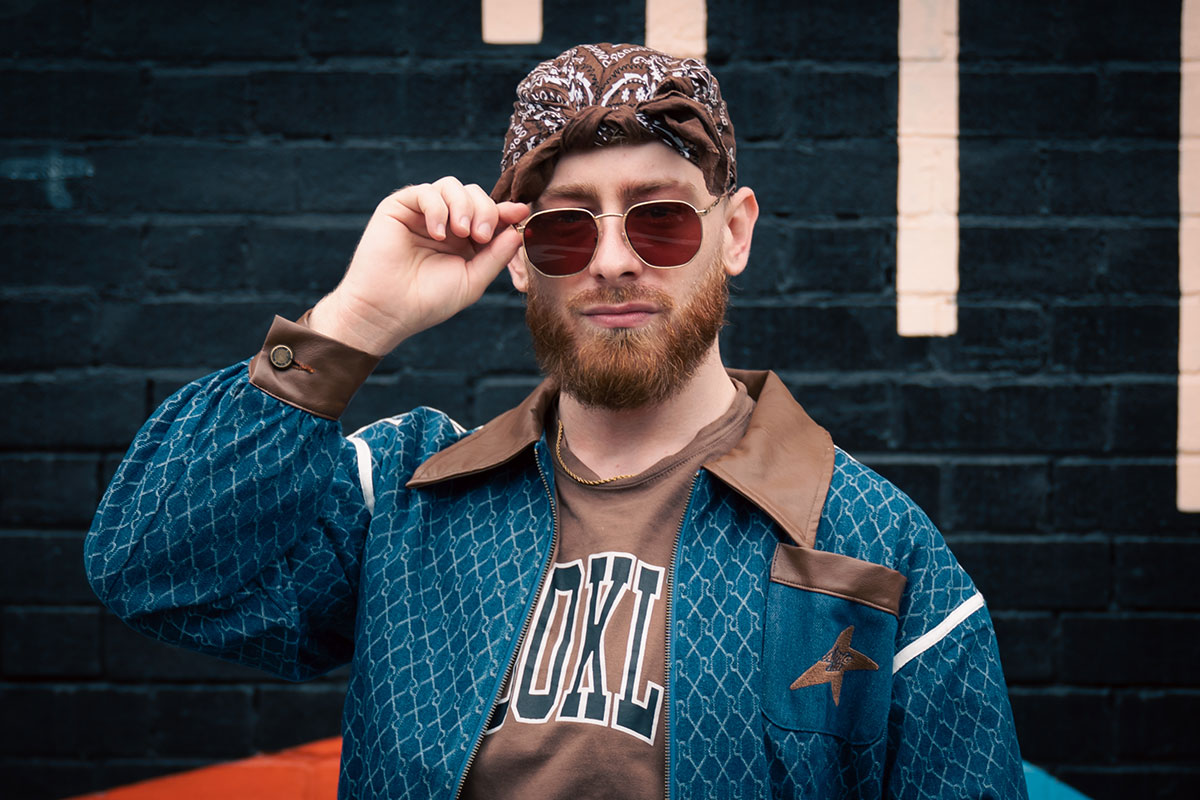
[525,260,729,410]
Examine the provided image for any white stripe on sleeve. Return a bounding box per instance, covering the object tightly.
[892,591,985,674]
[349,436,375,515]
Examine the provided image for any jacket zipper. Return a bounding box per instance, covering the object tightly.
[452,450,560,800]
[664,473,700,800]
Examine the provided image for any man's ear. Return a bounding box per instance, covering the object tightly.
[720,186,758,278]
[507,251,531,293]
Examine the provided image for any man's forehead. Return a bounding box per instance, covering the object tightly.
[534,142,709,207]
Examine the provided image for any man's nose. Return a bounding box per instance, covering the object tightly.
[587,214,644,282]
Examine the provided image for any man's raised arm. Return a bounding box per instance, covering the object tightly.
[308,177,528,355]
[85,179,527,680]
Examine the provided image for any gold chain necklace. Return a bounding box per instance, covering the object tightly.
[555,420,637,486]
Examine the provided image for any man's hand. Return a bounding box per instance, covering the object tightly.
[308,177,530,356]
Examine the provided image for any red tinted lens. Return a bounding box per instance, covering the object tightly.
[523,210,598,276]
[624,201,703,267]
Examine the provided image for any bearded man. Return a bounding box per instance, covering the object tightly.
[88,44,1028,799]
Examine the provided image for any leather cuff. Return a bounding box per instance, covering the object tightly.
[248,313,381,420]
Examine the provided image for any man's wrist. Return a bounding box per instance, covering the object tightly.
[308,294,405,357]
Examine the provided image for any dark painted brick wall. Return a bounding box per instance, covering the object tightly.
[2,1,1196,798]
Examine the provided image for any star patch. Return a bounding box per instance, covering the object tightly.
[789,625,879,706]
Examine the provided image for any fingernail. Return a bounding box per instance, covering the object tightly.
[435,223,445,238]
[477,222,492,239]
[459,216,471,232]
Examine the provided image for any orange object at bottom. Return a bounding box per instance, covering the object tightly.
[66,738,341,800]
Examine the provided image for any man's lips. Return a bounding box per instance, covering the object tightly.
[580,302,661,328]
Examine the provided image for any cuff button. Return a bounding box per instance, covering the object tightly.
[269,344,294,369]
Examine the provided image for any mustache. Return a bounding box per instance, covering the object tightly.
[564,284,676,314]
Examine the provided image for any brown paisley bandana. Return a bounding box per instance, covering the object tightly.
[491,43,737,203]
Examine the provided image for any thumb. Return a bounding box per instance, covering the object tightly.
[463,224,524,295]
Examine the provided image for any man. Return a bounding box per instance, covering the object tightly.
[88,44,1027,799]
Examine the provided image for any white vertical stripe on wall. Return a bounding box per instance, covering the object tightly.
[645,0,708,59]
[480,0,707,56]
[481,0,543,44]
[896,0,959,337]
[1181,1,1200,511]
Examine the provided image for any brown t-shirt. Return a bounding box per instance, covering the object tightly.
[462,382,754,799]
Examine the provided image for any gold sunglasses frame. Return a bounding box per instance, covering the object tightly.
[515,196,723,278]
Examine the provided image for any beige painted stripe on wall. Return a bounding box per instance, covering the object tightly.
[1181,1,1200,511]
[481,0,543,44]
[897,0,959,337]
[645,0,708,59]
[482,0,706,57]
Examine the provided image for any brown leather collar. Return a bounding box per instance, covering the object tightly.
[406,369,834,548]
[406,379,556,488]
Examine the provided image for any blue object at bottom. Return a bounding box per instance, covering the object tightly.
[1024,762,1091,800]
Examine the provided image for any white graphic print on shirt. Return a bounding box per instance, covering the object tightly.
[484,551,666,745]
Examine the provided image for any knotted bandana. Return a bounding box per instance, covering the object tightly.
[491,43,737,203]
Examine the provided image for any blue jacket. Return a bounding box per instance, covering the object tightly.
[87,361,1027,799]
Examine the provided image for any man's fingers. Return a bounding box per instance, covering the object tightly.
[464,183,500,243]
[388,181,523,247]
[497,201,532,226]
[434,177,474,239]
[410,184,450,240]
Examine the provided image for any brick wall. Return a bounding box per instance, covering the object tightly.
[1,1,1195,798]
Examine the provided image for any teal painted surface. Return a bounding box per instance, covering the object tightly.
[1024,762,1091,800]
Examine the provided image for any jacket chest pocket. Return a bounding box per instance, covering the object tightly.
[761,544,905,745]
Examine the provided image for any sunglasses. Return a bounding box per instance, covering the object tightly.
[515,197,722,277]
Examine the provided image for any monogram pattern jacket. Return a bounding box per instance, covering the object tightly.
[87,326,1028,799]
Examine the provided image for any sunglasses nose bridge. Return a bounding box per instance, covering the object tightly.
[591,210,627,242]
[587,210,645,277]
[591,211,628,245]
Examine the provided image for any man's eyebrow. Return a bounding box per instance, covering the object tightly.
[618,179,700,203]
[536,182,600,206]
[537,179,700,207]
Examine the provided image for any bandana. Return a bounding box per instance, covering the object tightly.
[491,43,737,203]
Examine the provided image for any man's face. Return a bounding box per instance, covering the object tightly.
[509,142,737,410]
